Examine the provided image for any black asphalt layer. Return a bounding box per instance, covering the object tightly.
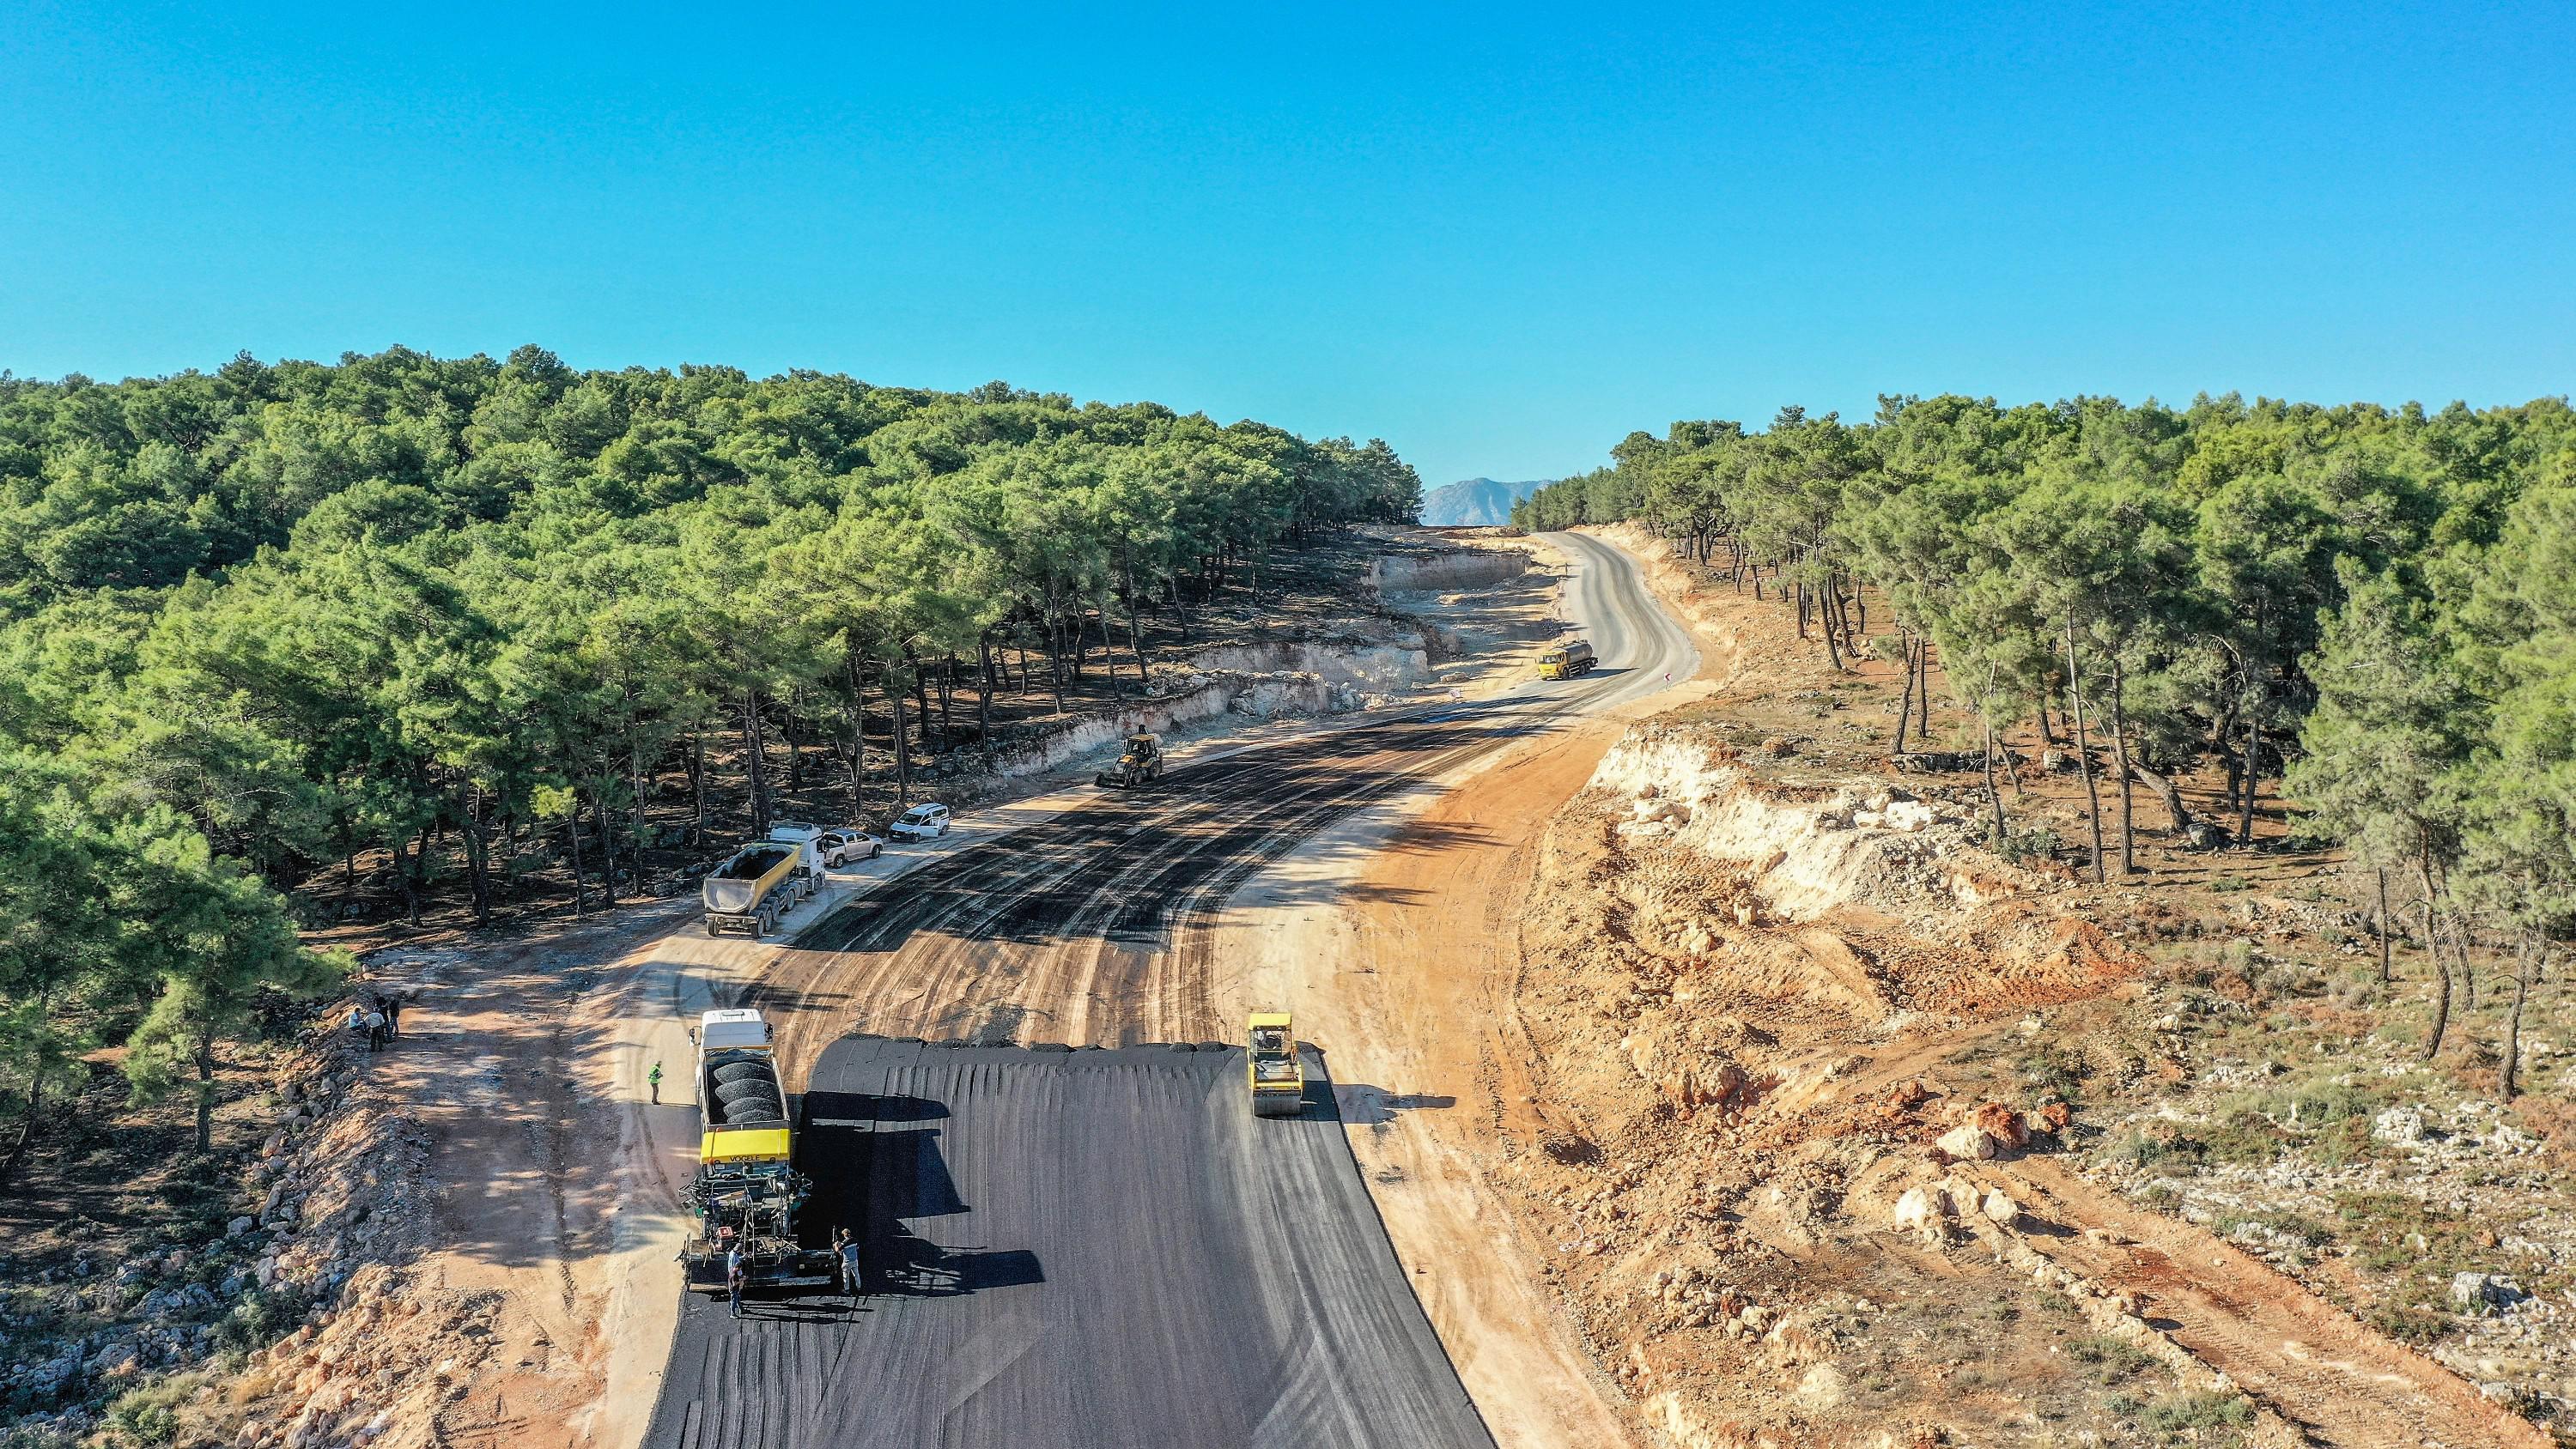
[642,1036,1495,1449]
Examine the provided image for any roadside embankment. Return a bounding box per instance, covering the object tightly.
[0,1022,454,1449]
[1367,546,1530,594]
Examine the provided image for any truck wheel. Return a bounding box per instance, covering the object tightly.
[706,921,720,937]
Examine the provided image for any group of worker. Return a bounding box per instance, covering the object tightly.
[344,993,406,1051]
[720,1227,866,1320]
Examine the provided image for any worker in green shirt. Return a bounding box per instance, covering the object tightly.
[648,1061,663,1104]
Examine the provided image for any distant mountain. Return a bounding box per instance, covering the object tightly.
[1420,476,1551,527]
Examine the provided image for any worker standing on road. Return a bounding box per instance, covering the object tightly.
[726,1246,745,1319]
[362,1007,387,1052]
[382,993,404,1038]
[835,1228,861,1302]
[647,1062,663,1104]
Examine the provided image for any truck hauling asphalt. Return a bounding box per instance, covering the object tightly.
[1536,638,1596,679]
[683,1008,835,1292]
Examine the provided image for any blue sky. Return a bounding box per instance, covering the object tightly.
[3,2,2571,486]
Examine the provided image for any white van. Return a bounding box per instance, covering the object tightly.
[889,803,951,841]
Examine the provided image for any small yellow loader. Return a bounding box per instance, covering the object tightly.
[1095,732,1165,789]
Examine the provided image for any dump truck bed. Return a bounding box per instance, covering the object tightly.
[699,1048,789,1132]
[703,846,797,914]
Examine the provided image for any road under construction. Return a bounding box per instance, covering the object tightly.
[639,532,1698,1448]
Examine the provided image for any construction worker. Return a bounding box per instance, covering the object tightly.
[647,1061,663,1104]
[835,1228,860,1300]
[726,1246,745,1319]
[362,1007,387,1052]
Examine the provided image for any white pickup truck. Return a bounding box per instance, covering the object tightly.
[771,821,880,867]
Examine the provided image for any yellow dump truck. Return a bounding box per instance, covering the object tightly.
[1536,639,1597,680]
[682,1008,834,1292]
[702,839,811,937]
[1249,1011,1303,1118]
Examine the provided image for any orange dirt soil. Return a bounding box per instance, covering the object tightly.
[1476,525,2549,1446]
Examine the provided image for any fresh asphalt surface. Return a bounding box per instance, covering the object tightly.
[641,533,1694,1447]
[647,1037,1489,1449]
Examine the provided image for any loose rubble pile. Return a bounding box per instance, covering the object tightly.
[0,1010,432,1448]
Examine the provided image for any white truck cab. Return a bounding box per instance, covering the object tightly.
[699,1008,772,1051]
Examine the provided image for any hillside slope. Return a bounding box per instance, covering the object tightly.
[1422,476,1549,526]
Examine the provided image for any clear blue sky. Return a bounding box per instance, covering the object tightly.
[4,2,2571,487]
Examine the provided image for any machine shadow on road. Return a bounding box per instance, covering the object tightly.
[796,1089,1046,1300]
[1332,1084,1458,1126]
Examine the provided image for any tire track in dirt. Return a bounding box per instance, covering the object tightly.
[753,710,1584,1081]
[1998,1156,2549,1449]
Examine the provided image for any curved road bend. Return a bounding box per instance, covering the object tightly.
[640,531,1693,1449]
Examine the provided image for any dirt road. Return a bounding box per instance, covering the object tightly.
[1218,720,1654,1446]
[1997,1156,2552,1448]
[1206,530,1711,1447]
